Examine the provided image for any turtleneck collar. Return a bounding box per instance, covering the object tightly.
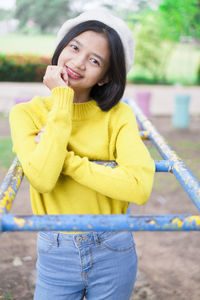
[72,100,100,120]
[45,96,101,121]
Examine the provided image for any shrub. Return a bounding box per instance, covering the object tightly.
[0,53,51,82]
[127,75,171,85]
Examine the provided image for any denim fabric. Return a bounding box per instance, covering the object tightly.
[34,231,138,300]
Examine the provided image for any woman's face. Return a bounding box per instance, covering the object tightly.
[57,30,110,102]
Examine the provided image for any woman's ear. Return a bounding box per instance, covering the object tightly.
[97,75,109,86]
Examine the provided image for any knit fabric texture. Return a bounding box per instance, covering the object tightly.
[9,87,154,220]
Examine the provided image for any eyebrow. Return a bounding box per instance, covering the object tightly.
[72,38,105,64]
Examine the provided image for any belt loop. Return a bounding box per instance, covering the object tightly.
[93,232,100,246]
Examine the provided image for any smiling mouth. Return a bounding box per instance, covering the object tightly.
[66,66,82,79]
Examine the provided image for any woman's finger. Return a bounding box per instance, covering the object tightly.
[43,66,68,90]
[61,68,69,85]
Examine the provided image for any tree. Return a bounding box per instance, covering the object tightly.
[133,11,174,82]
[14,0,77,33]
[158,0,200,42]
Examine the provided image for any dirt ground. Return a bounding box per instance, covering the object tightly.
[0,115,200,300]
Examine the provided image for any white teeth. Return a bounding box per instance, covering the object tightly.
[66,66,81,77]
[71,70,81,77]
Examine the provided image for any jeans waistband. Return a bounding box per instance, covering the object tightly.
[39,231,119,247]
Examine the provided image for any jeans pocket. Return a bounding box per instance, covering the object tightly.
[101,231,136,252]
[37,232,54,254]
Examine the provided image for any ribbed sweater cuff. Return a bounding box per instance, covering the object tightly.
[51,86,74,111]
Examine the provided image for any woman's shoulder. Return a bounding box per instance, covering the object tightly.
[106,101,137,134]
[110,100,135,120]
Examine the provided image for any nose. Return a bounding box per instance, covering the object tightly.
[73,54,86,71]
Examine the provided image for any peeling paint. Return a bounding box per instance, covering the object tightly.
[140,130,150,140]
[1,100,200,233]
[150,220,156,225]
[126,99,200,212]
[185,216,200,226]
[171,218,183,228]
[28,220,33,226]
[13,217,26,228]
[0,158,24,214]
[1,214,200,231]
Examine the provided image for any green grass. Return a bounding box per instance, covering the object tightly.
[0,137,15,169]
[0,292,13,299]
[0,33,55,56]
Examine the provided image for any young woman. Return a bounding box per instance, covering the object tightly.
[9,8,155,300]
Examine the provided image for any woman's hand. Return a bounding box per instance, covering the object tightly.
[34,126,45,144]
[43,65,69,90]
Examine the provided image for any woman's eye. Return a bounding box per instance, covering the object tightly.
[90,58,100,66]
[71,44,78,51]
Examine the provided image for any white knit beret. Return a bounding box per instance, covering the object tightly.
[56,8,134,73]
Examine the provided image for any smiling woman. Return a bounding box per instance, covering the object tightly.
[9,8,155,300]
[52,19,127,110]
[56,30,110,103]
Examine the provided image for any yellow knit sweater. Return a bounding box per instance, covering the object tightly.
[9,86,155,216]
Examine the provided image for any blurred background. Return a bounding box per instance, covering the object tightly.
[0,0,200,85]
[0,2,200,300]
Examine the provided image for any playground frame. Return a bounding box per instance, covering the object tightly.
[0,99,200,232]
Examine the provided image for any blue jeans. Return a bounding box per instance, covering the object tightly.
[34,231,138,300]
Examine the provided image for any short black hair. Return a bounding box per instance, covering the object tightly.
[52,20,126,111]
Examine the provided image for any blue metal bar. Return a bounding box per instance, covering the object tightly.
[140,130,151,139]
[126,99,200,212]
[0,157,24,214]
[93,160,174,173]
[1,100,199,232]
[155,160,174,172]
[1,214,200,232]
[0,156,173,222]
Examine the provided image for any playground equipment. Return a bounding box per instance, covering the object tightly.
[172,94,191,129]
[135,91,151,119]
[0,99,200,232]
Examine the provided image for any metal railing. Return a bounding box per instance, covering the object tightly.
[0,99,200,232]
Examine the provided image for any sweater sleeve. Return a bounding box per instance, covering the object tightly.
[9,86,74,193]
[62,107,155,205]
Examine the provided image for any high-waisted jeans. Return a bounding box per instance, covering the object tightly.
[34,230,138,300]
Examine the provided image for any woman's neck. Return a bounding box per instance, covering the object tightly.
[73,98,91,103]
[73,88,92,103]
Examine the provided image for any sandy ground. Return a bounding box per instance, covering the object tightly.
[0,111,200,299]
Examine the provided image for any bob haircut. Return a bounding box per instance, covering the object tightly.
[52,20,126,111]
